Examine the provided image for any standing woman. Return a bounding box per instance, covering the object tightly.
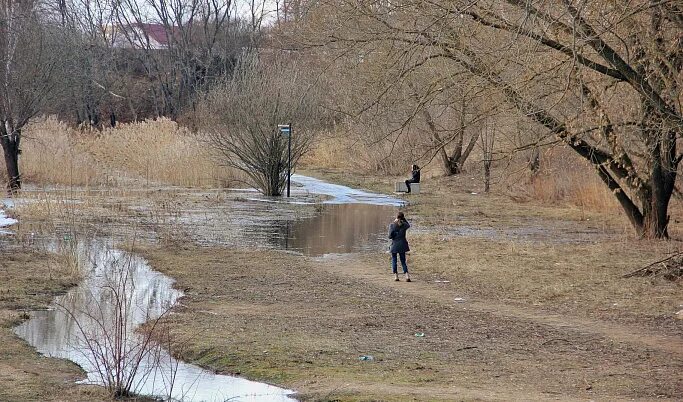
[389,212,411,282]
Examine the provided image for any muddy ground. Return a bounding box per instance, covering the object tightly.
[1,170,682,401]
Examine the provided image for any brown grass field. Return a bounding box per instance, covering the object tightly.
[132,168,682,401]
[1,121,681,401]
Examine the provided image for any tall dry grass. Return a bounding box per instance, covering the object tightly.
[21,117,238,188]
[521,149,620,212]
[527,172,618,211]
[302,130,417,175]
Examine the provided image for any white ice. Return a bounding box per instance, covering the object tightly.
[0,209,17,228]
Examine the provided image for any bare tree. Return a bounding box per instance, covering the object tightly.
[413,82,489,175]
[480,120,495,193]
[58,247,178,398]
[200,54,325,196]
[112,0,249,119]
[300,0,683,238]
[0,0,61,190]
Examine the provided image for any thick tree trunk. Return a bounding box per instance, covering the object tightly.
[642,195,671,238]
[443,155,462,175]
[3,146,20,191]
[638,141,676,238]
[529,147,540,176]
[0,124,21,192]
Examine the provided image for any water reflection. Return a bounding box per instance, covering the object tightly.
[14,239,295,401]
[270,204,396,256]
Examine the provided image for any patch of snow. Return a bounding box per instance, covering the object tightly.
[0,209,17,228]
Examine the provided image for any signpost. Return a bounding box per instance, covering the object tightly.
[278,124,292,197]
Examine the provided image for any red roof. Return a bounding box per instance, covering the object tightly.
[132,23,177,46]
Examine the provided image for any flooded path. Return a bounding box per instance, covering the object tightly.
[269,203,396,256]
[12,176,403,401]
[290,174,404,206]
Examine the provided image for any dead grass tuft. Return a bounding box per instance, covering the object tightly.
[0,249,105,401]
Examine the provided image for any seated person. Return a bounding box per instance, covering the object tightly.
[405,164,420,193]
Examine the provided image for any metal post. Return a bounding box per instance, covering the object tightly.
[287,123,292,197]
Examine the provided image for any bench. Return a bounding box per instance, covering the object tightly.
[395,182,420,194]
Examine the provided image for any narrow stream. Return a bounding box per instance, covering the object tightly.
[14,240,295,401]
[12,176,403,401]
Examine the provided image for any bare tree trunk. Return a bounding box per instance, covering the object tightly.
[0,125,21,191]
[481,122,494,193]
[638,130,677,238]
[642,181,672,239]
[422,98,478,176]
[529,146,540,177]
[446,97,466,175]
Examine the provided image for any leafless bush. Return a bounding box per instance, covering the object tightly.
[200,54,327,196]
[480,122,495,193]
[58,247,176,398]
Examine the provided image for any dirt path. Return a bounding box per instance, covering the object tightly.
[142,246,682,401]
[318,254,683,356]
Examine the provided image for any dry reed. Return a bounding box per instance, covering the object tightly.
[21,117,238,188]
[524,152,619,212]
[302,129,416,175]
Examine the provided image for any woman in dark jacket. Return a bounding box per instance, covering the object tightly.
[389,212,411,282]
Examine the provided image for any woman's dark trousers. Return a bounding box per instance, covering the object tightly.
[391,252,408,273]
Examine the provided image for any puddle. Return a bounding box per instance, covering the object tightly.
[1,208,17,229]
[14,239,295,401]
[129,177,403,253]
[0,209,17,236]
[269,203,396,256]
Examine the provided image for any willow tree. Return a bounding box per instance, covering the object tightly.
[0,0,60,191]
[200,54,326,196]
[302,0,682,238]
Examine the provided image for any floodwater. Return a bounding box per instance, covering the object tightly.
[14,240,296,401]
[290,174,405,206]
[125,175,401,254]
[12,176,403,401]
[270,203,396,256]
[0,206,17,235]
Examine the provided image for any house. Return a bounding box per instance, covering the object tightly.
[105,23,176,50]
